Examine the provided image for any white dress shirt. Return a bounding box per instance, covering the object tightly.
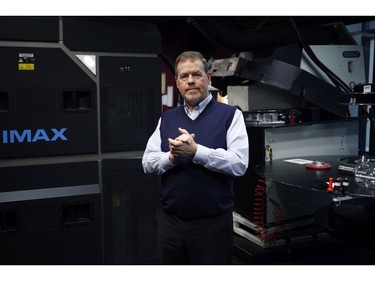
[142,94,249,176]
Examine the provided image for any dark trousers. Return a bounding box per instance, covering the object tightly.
[156,207,233,265]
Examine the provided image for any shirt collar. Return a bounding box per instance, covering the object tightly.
[184,94,212,116]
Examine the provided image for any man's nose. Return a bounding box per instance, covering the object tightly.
[187,75,195,83]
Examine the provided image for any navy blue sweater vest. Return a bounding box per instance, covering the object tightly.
[160,99,236,219]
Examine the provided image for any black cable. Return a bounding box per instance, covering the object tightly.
[289,17,353,93]
[290,18,374,138]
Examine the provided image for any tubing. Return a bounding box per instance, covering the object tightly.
[253,178,285,242]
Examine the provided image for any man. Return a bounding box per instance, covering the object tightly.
[142,51,249,264]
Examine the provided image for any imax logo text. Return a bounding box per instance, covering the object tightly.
[2,128,68,144]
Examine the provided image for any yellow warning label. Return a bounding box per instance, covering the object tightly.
[18,58,23,63]
[18,63,35,71]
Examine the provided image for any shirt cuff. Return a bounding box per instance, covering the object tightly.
[161,151,177,171]
[193,144,210,166]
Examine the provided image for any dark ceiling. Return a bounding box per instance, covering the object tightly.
[133,15,373,28]
[59,15,375,68]
[126,16,375,60]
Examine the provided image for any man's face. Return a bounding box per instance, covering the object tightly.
[175,59,211,110]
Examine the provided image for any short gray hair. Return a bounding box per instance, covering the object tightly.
[175,51,209,76]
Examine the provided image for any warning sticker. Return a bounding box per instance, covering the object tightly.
[18,53,35,71]
[18,63,35,71]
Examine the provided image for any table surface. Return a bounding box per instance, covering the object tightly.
[255,155,375,198]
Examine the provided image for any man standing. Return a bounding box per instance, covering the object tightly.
[142,51,249,264]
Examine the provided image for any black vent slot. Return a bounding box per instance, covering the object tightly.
[60,201,94,227]
[0,91,9,112]
[63,90,92,111]
[0,209,19,234]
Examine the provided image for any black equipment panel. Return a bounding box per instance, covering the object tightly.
[0,162,103,265]
[102,158,160,264]
[62,17,162,54]
[0,17,163,265]
[0,16,59,42]
[100,56,161,152]
[233,126,265,220]
[0,46,98,159]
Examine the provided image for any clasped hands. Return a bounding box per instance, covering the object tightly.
[168,127,198,164]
